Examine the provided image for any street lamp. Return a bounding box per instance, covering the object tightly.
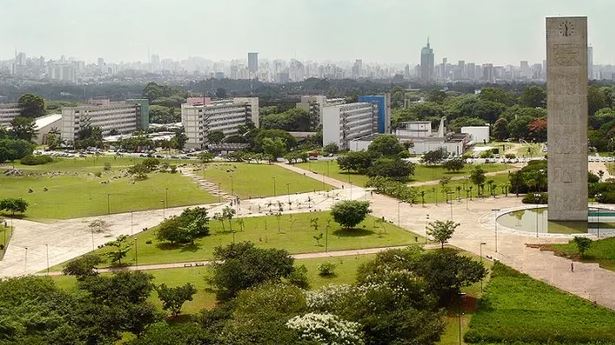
[230,175,234,197]
[458,292,467,345]
[134,238,139,269]
[165,187,169,209]
[286,183,291,206]
[161,200,166,218]
[492,208,500,253]
[447,191,455,220]
[479,242,487,292]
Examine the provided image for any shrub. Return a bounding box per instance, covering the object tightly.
[103,162,111,171]
[366,157,414,182]
[156,207,210,245]
[318,262,337,277]
[20,154,53,165]
[286,313,364,345]
[522,192,548,204]
[366,176,418,203]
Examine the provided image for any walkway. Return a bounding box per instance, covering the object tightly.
[42,244,440,276]
[276,163,615,310]
[179,167,234,202]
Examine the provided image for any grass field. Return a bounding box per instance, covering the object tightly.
[296,160,513,187]
[202,162,333,199]
[465,262,615,344]
[0,155,185,172]
[544,237,615,272]
[52,211,421,269]
[51,254,376,315]
[412,173,512,205]
[0,172,216,220]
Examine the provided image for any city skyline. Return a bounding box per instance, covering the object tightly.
[2,0,614,65]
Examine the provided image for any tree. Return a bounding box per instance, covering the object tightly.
[198,151,215,163]
[63,254,102,278]
[207,130,225,144]
[421,149,446,165]
[527,117,547,142]
[367,134,407,157]
[0,198,29,215]
[443,157,465,172]
[105,235,131,265]
[323,143,339,155]
[520,85,546,108]
[209,242,296,300]
[156,207,209,245]
[478,87,514,106]
[426,220,460,248]
[492,118,509,141]
[10,116,37,141]
[470,166,486,194]
[330,200,371,230]
[156,283,197,317]
[337,151,375,173]
[131,322,212,345]
[573,236,592,258]
[18,93,46,118]
[170,132,187,150]
[0,138,34,162]
[366,157,414,181]
[215,87,227,99]
[46,128,63,149]
[417,249,487,303]
[262,137,287,160]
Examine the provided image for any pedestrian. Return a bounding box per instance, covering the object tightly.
[571,262,574,272]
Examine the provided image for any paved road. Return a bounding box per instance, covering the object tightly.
[42,244,439,276]
[278,163,615,310]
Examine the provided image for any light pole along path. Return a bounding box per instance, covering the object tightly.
[276,162,615,311]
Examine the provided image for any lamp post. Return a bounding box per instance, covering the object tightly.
[24,247,28,272]
[272,176,277,197]
[230,175,234,197]
[286,183,291,206]
[479,242,487,292]
[165,187,169,209]
[161,200,165,218]
[492,208,500,253]
[130,212,134,236]
[458,292,466,345]
[447,191,455,220]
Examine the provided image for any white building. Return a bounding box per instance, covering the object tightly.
[34,114,62,145]
[296,95,346,125]
[0,103,21,127]
[61,99,149,144]
[395,118,469,156]
[461,126,490,144]
[322,102,378,149]
[181,97,259,149]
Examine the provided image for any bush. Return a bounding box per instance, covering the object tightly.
[366,176,418,203]
[156,207,210,244]
[20,154,53,165]
[522,192,548,204]
[318,262,337,277]
[366,157,414,182]
[63,254,102,278]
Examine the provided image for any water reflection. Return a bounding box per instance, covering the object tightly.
[497,207,615,235]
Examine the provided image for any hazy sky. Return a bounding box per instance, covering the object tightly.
[2,0,613,65]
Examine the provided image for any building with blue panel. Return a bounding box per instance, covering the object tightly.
[358,94,391,133]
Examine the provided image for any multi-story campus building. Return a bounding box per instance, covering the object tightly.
[181,97,259,149]
[0,103,22,127]
[60,99,149,144]
[358,94,391,134]
[322,102,378,149]
[296,95,346,126]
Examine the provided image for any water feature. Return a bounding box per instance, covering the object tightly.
[497,207,615,236]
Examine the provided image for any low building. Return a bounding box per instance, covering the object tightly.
[461,125,490,144]
[0,103,21,127]
[322,102,378,150]
[60,99,149,145]
[395,118,469,156]
[358,94,391,133]
[181,97,259,149]
[34,114,62,145]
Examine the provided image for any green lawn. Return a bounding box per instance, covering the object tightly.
[296,160,513,187]
[1,155,185,172]
[52,211,421,269]
[51,254,375,315]
[465,262,615,344]
[202,162,333,199]
[413,173,512,205]
[544,237,615,272]
[0,172,216,220]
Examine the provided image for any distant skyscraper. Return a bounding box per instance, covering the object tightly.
[420,38,434,83]
[588,46,594,80]
[248,52,258,74]
[352,59,363,78]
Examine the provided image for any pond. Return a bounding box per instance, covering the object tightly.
[496,207,615,236]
